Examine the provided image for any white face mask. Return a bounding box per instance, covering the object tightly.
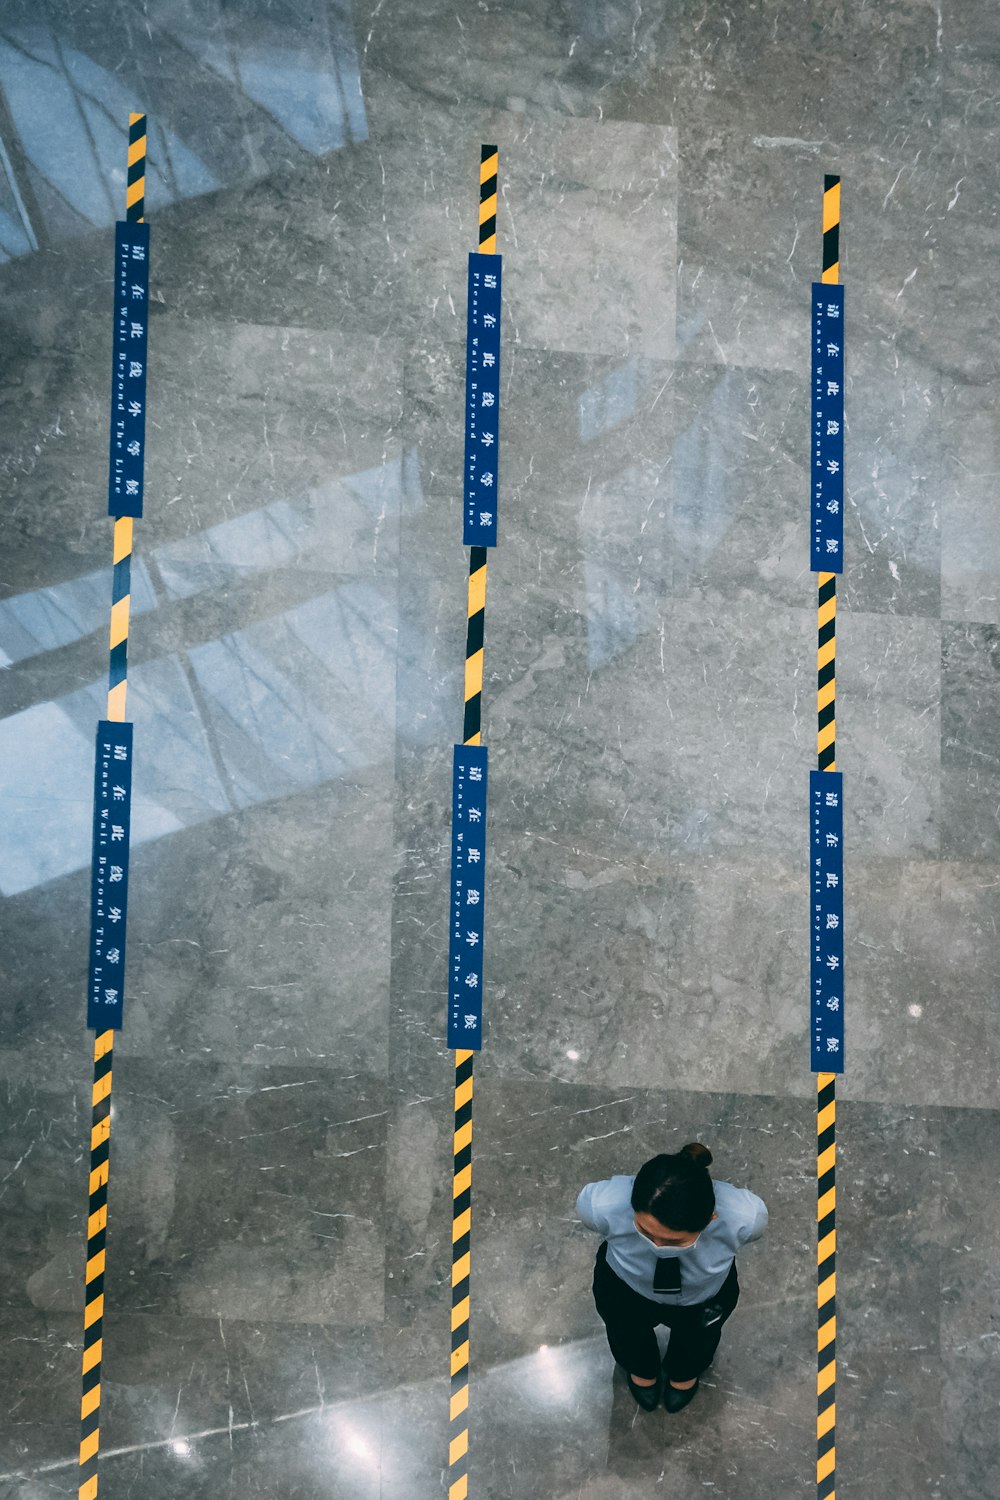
[635,1224,702,1253]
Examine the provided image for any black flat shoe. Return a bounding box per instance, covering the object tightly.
[626,1372,662,1411]
[663,1376,700,1413]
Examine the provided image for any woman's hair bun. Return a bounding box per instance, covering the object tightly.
[680,1141,712,1168]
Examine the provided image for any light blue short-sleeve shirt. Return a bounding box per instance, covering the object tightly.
[576,1173,768,1306]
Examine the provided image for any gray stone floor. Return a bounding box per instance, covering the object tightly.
[1,1,999,1496]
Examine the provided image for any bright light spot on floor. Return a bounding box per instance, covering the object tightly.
[566,1049,580,1060]
[170,1440,191,1457]
[908,1004,922,1018]
[533,1341,576,1401]
[329,1415,380,1470]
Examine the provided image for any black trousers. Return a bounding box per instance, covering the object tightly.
[592,1241,741,1382]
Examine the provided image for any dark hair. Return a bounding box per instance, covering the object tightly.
[630,1143,715,1232]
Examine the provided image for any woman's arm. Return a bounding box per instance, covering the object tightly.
[575,1180,611,1235]
[738,1194,769,1244]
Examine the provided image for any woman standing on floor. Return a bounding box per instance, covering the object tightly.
[576,1143,768,1412]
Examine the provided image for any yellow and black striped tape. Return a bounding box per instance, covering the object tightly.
[126,113,146,223]
[463,547,488,745]
[815,170,840,1500]
[108,516,132,724]
[79,1030,113,1499]
[449,1049,474,1500]
[816,1071,837,1498]
[448,143,499,1500]
[479,144,497,255]
[821,175,840,288]
[817,572,835,772]
[79,111,146,1500]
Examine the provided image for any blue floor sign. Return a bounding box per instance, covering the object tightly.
[447,744,488,1049]
[810,771,844,1072]
[463,253,502,548]
[810,283,845,574]
[108,220,150,519]
[86,721,135,1030]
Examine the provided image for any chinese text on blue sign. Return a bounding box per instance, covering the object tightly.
[108,221,150,518]
[447,745,489,1049]
[810,770,844,1072]
[463,254,502,547]
[86,721,134,1030]
[810,283,845,573]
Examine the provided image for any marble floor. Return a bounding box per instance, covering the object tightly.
[1,1,999,1496]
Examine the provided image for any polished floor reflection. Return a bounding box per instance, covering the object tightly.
[2,1,1000,1497]
[0,0,366,261]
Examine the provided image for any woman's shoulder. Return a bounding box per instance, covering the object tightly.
[580,1173,635,1212]
[713,1178,768,1225]
[585,1172,635,1199]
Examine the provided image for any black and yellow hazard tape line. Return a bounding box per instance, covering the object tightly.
[479,143,497,256]
[447,143,498,1500]
[108,513,132,725]
[449,1048,474,1498]
[79,1030,113,1499]
[126,112,146,223]
[816,1070,837,1498]
[78,111,146,1500]
[815,171,840,1500]
[463,546,488,747]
